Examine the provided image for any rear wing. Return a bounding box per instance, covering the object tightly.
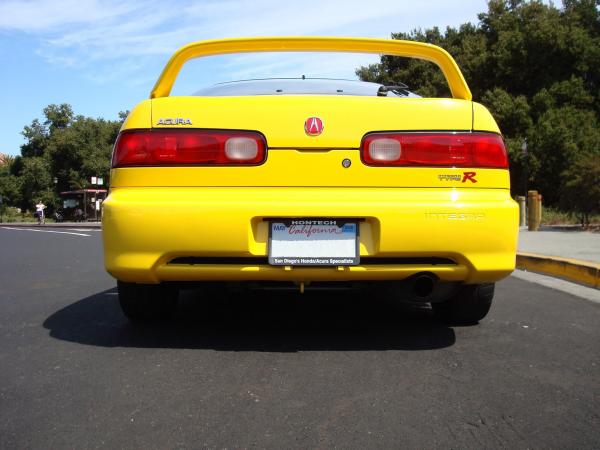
[150,36,472,101]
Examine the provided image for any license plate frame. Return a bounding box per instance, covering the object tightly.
[268,218,360,266]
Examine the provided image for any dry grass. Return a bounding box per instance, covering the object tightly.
[541,206,600,227]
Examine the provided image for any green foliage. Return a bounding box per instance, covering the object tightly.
[19,157,53,211]
[528,107,600,204]
[20,119,48,158]
[481,88,532,136]
[43,104,73,131]
[560,153,600,226]
[0,174,22,207]
[357,0,600,218]
[0,153,22,206]
[0,153,15,167]
[541,206,575,225]
[44,115,119,194]
[0,104,123,213]
[0,206,23,223]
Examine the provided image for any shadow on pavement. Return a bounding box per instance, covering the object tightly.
[43,287,456,351]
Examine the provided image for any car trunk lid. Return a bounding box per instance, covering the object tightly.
[150,95,473,148]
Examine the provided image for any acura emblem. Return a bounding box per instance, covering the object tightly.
[304,117,324,136]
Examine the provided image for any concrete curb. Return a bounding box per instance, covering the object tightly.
[0,222,101,229]
[516,252,600,289]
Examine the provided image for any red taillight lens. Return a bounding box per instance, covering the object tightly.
[361,132,508,168]
[112,130,267,167]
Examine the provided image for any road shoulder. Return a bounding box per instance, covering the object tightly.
[512,269,600,304]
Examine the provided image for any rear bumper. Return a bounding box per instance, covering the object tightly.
[102,187,518,284]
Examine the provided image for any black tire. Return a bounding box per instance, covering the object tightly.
[432,283,494,324]
[117,281,179,322]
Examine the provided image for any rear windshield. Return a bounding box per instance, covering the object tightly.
[193,78,420,97]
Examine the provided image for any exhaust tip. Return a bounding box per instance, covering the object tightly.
[413,274,437,298]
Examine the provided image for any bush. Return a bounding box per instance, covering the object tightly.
[0,206,28,223]
[560,154,600,227]
[541,207,574,225]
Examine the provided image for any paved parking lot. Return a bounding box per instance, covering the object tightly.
[1,227,599,448]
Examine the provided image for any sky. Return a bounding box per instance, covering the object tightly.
[0,0,488,156]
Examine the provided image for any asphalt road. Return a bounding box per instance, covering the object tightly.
[1,227,599,449]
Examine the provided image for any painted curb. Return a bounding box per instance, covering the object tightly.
[516,252,600,289]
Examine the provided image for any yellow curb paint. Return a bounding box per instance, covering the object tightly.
[516,252,600,289]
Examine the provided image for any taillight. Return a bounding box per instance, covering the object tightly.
[361,132,508,168]
[112,130,267,167]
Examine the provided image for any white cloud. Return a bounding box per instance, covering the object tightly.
[0,0,138,31]
[1,0,487,87]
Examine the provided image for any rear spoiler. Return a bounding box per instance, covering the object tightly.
[150,36,472,101]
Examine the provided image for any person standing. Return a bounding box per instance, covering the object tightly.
[35,201,46,225]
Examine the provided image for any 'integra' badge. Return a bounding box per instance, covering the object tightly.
[156,118,193,125]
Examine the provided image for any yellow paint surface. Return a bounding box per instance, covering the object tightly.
[517,252,600,289]
[103,37,519,285]
[103,187,518,283]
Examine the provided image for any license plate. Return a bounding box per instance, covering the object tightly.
[268,219,359,266]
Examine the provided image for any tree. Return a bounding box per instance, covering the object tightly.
[0,154,14,167]
[43,103,73,132]
[0,175,22,207]
[44,115,120,194]
[20,119,48,158]
[18,157,52,211]
[0,104,123,211]
[356,0,600,208]
[528,107,600,204]
[0,156,22,207]
[560,153,600,226]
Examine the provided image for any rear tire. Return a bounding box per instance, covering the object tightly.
[117,281,179,322]
[432,283,494,324]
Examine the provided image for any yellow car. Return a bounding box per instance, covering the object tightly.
[102,37,518,323]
